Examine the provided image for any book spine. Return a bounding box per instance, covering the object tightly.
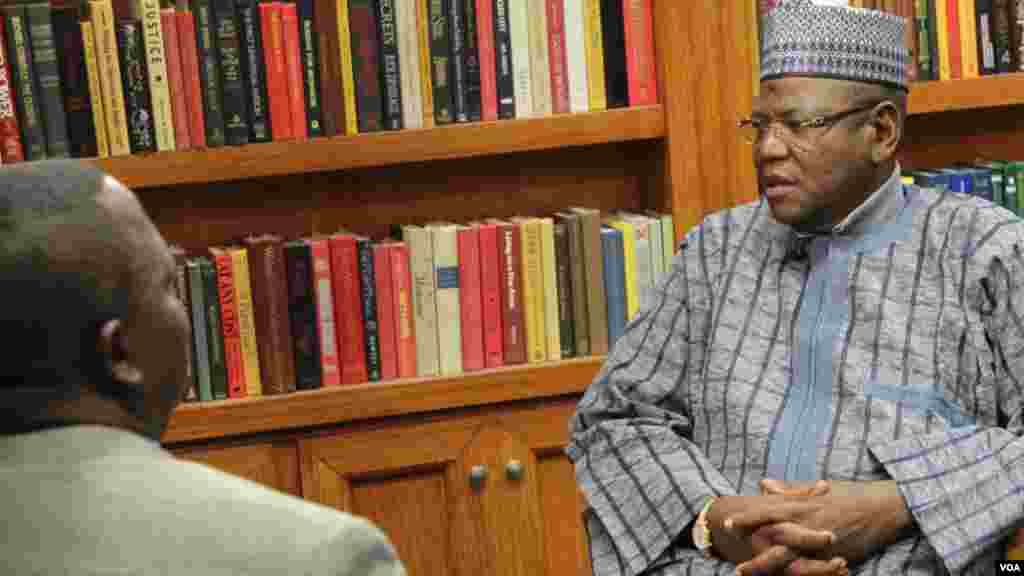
[26,3,69,158]
[172,252,196,400]
[545,0,568,114]
[499,222,526,364]
[309,238,341,386]
[563,0,587,112]
[507,0,531,116]
[1014,0,1024,71]
[913,0,931,79]
[462,0,481,121]
[259,3,289,139]
[117,19,158,153]
[91,0,131,154]
[374,244,398,381]
[432,225,463,375]
[6,7,45,160]
[623,0,655,105]
[457,226,485,372]
[136,0,175,150]
[994,0,1013,72]
[553,221,574,357]
[427,0,453,124]
[491,0,513,118]
[285,241,322,390]
[280,2,308,140]
[520,219,546,363]
[539,217,560,361]
[578,209,608,354]
[562,215,588,354]
[475,0,496,120]
[161,9,190,149]
[193,0,226,146]
[297,0,322,136]
[186,260,213,401]
[415,0,434,127]
[0,16,25,162]
[176,10,206,147]
[960,0,980,78]
[201,258,228,400]
[213,0,249,145]
[337,0,358,135]
[376,0,402,130]
[212,252,246,398]
[391,242,417,378]
[599,0,626,107]
[947,0,963,78]
[978,0,997,74]
[230,247,262,396]
[396,0,422,129]
[313,0,338,135]
[406,226,439,376]
[53,6,97,158]
[602,227,626,346]
[249,237,297,394]
[348,0,383,132]
[478,223,504,368]
[448,0,467,121]
[330,234,369,384]
[527,0,550,116]
[357,238,381,381]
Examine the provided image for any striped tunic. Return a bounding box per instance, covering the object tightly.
[567,167,1024,575]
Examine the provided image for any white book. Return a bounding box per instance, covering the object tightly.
[646,214,664,283]
[660,213,675,271]
[508,0,533,118]
[563,0,589,113]
[527,0,551,116]
[403,225,439,377]
[397,0,423,129]
[622,214,653,310]
[539,217,561,361]
[135,0,175,151]
[430,224,463,376]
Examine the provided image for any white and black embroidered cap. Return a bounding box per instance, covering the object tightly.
[760,0,910,90]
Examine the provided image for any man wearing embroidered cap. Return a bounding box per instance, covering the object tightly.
[569,0,1024,574]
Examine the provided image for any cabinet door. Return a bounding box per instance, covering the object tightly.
[171,441,301,497]
[299,396,591,576]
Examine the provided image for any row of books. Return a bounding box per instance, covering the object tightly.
[176,208,677,402]
[855,0,1024,82]
[0,0,657,164]
[904,160,1024,214]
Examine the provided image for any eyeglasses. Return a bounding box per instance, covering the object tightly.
[737,101,882,150]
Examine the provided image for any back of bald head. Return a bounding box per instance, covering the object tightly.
[0,160,138,419]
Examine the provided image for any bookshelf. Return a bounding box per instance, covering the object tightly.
[907,74,1024,115]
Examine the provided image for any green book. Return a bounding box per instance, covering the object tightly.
[977,162,1006,211]
[1004,162,1024,218]
[200,257,228,400]
[186,259,213,402]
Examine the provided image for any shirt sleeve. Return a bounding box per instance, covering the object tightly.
[869,226,1024,574]
[566,232,738,576]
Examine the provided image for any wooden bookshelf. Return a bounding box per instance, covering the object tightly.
[908,73,1024,116]
[90,106,664,189]
[163,356,604,444]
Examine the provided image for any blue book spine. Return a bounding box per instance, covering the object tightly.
[601,226,626,347]
[940,169,973,194]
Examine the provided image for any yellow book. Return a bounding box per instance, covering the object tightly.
[935,0,951,81]
[960,0,979,78]
[336,0,358,135]
[414,0,434,128]
[901,175,914,185]
[230,247,263,397]
[514,217,547,363]
[90,0,131,155]
[583,0,606,111]
[610,219,639,318]
[539,217,561,361]
[79,19,110,157]
[527,0,551,117]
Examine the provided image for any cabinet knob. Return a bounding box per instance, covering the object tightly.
[506,460,524,481]
[469,465,487,490]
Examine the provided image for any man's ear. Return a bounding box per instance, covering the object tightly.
[868,102,901,164]
[98,318,143,386]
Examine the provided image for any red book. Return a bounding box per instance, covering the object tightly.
[309,238,341,387]
[478,222,504,369]
[391,242,417,378]
[457,226,485,372]
[211,250,246,398]
[546,0,570,114]
[261,2,292,139]
[475,0,497,121]
[622,0,657,105]
[161,9,190,150]
[328,233,368,384]
[0,17,24,163]
[279,2,307,141]
[492,219,526,365]
[373,243,398,381]
[946,0,962,79]
[176,10,206,148]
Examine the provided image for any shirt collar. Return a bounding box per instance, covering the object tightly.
[794,163,905,241]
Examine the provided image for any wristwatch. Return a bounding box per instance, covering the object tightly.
[691,496,716,557]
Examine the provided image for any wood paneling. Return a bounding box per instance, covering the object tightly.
[907,74,1024,115]
[93,106,664,188]
[899,105,1024,169]
[173,441,301,497]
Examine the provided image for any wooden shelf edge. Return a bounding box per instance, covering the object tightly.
[908,74,1024,116]
[92,107,664,189]
[161,356,604,445]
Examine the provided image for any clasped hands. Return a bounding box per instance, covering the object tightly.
[706,478,914,576]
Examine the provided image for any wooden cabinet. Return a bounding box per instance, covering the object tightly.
[172,441,302,497]
[298,397,590,576]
